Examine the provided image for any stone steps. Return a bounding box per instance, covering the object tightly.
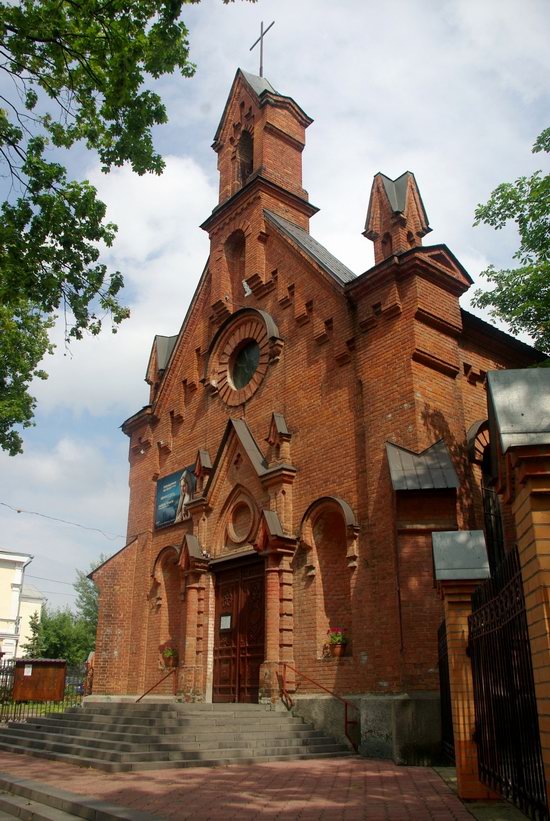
[0,734,343,762]
[16,714,307,734]
[0,725,326,751]
[0,702,353,772]
[0,774,159,820]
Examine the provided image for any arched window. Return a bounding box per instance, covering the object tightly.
[381,232,393,259]
[151,546,183,667]
[467,419,505,574]
[296,497,358,660]
[237,130,253,186]
[224,230,246,283]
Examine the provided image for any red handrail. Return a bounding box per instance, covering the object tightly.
[135,668,176,703]
[279,663,360,752]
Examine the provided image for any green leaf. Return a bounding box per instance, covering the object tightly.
[473,126,550,354]
[0,0,256,453]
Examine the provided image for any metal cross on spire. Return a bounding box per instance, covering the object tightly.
[249,20,275,78]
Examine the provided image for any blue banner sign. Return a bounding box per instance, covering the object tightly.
[155,467,195,528]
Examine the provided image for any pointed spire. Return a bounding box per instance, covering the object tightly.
[364,172,431,265]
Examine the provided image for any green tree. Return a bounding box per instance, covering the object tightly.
[21,609,44,658]
[473,127,550,354]
[0,0,254,454]
[21,605,91,665]
[73,554,105,650]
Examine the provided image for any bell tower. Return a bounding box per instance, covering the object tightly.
[202,70,317,322]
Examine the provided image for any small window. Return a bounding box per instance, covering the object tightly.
[225,230,246,282]
[237,130,253,185]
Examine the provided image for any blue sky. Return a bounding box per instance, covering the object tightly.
[0,0,549,610]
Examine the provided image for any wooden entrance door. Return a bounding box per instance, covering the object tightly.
[213,560,265,703]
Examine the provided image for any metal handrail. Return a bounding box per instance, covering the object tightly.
[135,668,176,703]
[279,662,360,752]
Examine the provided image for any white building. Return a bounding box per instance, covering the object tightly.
[0,549,40,659]
[17,583,47,658]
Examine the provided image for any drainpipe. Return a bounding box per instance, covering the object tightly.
[14,555,33,658]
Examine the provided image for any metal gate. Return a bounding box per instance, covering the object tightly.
[468,547,548,820]
[437,620,454,763]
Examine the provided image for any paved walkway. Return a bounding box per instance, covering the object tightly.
[0,751,477,820]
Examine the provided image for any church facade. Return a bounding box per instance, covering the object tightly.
[91,70,541,760]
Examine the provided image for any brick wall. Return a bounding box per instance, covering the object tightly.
[93,72,541,701]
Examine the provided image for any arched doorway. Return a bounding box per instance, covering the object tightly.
[211,554,265,703]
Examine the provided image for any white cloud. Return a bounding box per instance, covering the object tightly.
[0,435,128,610]
[33,156,215,416]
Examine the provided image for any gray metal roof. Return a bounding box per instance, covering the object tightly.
[196,449,212,470]
[487,368,550,453]
[155,335,178,371]
[231,418,268,475]
[205,419,268,498]
[271,412,289,436]
[183,534,203,561]
[265,210,356,284]
[386,439,459,491]
[262,509,285,538]
[364,171,430,237]
[241,70,277,97]
[380,172,410,213]
[432,530,490,581]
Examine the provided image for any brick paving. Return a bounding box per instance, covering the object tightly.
[0,752,475,820]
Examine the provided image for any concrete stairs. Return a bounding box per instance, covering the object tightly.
[0,702,353,772]
[0,772,160,820]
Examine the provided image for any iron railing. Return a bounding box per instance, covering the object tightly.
[279,663,360,751]
[437,620,454,763]
[135,667,177,703]
[482,484,506,575]
[469,547,548,821]
[0,660,85,723]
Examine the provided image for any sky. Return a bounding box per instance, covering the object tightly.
[0,0,549,611]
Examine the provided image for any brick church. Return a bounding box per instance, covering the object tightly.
[92,69,541,759]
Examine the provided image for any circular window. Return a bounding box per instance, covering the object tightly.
[204,309,283,407]
[228,500,254,544]
[229,340,260,390]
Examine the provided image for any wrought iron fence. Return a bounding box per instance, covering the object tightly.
[469,547,548,821]
[0,659,85,723]
[437,620,454,764]
[482,484,506,575]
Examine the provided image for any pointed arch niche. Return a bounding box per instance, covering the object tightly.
[295,497,359,660]
[215,484,261,554]
[236,128,254,187]
[224,229,246,297]
[150,545,184,667]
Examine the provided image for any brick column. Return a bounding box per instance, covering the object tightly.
[259,553,281,702]
[265,554,280,662]
[181,572,201,699]
[433,530,499,802]
[440,581,499,800]
[511,450,550,807]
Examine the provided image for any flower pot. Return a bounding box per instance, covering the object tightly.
[329,643,346,658]
[164,655,177,668]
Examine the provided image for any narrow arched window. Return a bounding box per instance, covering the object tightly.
[225,230,246,285]
[237,130,253,186]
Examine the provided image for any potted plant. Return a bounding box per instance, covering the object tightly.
[327,627,348,658]
[162,646,179,668]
